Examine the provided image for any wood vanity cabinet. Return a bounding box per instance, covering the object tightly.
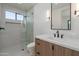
[35,38,54,56]
[54,44,72,56]
[35,38,79,56]
[72,50,79,56]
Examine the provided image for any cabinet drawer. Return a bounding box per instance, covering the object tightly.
[35,38,44,56]
[35,51,41,56]
[72,50,79,56]
[35,38,45,48]
[35,38,54,56]
[35,38,41,45]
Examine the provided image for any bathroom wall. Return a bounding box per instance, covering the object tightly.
[0,4,5,28]
[33,3,79,39]
[69,3,79,39]
[2,4,26,24]
[0,4,27,51]
[33,3,51,36]
[0,4,27,28]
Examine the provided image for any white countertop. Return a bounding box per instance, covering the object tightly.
[35,34,79,52]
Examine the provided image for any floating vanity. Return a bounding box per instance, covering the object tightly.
[35,34,79,56]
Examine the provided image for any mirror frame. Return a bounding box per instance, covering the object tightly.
[50,3,71,30]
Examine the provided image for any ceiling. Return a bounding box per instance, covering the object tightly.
[1,3,70,11]
[52,3,70,9]
[2,3,36,11]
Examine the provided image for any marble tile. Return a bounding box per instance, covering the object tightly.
[0,43,31,56]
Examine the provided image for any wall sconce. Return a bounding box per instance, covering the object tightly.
[74,4,79,16]
[46,10,50,21]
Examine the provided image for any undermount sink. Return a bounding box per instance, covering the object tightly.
[48,36,62,40]
[37,34,73,41]
[44,34,62,40]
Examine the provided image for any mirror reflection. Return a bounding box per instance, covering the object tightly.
[51,3,71,30]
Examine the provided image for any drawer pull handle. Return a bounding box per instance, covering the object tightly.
[36,52,40,55]
[52,45,54,50]
[37,43,40,45]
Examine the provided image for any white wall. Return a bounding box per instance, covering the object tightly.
[0,4,27,28]
[0,23,23,49]
[69,3,79,39]
[33,3,79,39]
[33,3,51,36]
[0,4,5,28]
[2,4,27,24]
[0,4,27,51]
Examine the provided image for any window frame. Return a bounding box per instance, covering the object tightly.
[5,10,24,21]
[5,11,16,20]
[16,13,24,21]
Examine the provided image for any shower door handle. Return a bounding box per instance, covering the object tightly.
[0,27,5,31]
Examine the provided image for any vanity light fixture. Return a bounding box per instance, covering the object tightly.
[46,10,50,21]
[74,3,79,16]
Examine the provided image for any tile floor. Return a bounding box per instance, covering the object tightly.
[0,43,31,56]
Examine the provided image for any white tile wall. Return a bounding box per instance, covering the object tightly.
[0,4,27,53]
[33,3,79,39]
[33,3,51,36]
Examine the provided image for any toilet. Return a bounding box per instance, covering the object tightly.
[27,42,35,55]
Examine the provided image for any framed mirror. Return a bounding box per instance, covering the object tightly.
[51,3,71,30]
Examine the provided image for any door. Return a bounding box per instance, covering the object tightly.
[25,11,34,45]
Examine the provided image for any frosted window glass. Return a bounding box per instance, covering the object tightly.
[17,14,23,20]
[5,11,15,20]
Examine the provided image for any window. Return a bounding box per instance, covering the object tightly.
[5,11,15,20]
[5,11,23,21]
[17,14,23,21]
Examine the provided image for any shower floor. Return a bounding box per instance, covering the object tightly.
[0,43,30,56]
